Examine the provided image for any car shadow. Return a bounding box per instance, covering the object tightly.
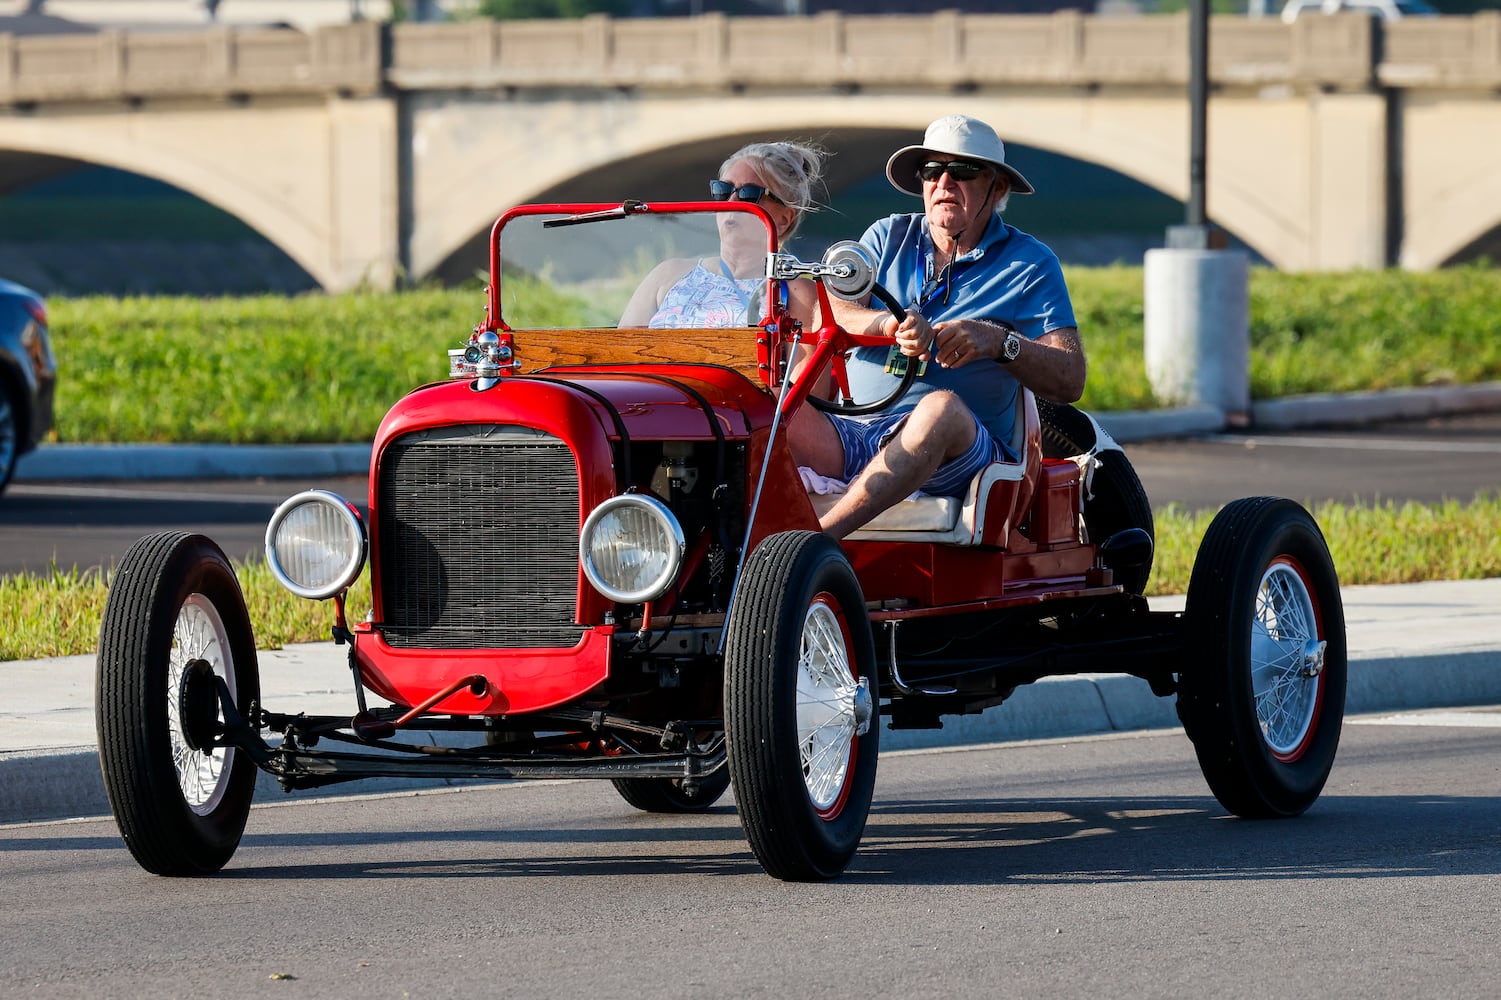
[845,792,1501,885]
[174,791,1501,884]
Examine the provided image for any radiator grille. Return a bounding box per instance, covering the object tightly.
[376,428,586,649]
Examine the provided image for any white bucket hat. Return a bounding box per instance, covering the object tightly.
[885,114,1035,197]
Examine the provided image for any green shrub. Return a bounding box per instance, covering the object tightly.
[47,266,1501,444]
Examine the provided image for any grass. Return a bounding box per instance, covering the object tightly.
[50,278,594,445]
[44,265,1501,443]
[0,561,374,663]
[4,494,1499,662]
[1066,264,1501,411]
[1148,494,1501,596]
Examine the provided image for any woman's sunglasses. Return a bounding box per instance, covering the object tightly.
[917,160,989,183]
[709,180,782,204]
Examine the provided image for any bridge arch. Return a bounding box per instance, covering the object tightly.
[0,96,397,293]
[3,88,1494,292]
[411,91,1332,286]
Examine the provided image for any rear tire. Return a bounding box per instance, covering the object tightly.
[97,532,261,875]
[612,769,730,813]
[724,531,879,881]
[1037,399,1155,594]
[1177,497,1346,818]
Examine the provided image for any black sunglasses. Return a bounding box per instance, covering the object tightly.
[917,159,989,183]
[709,179,782,204]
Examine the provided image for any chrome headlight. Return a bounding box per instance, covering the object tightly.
[579,494,685,604]
[265,490,368,600]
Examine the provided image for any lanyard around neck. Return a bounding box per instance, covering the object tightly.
[913,234,957,311]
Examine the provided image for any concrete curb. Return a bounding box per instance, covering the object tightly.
[14,381,1501,482]
[884,647,1501,751]
[15,442,373,482]
[8,645,1500,825]
[0,735,506,826]
[1093,405,1226,444]
[1252,382,1501,430]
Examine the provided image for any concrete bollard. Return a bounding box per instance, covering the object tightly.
[1143,248,1250,422]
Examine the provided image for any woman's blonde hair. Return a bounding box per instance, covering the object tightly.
[722,140,827,239]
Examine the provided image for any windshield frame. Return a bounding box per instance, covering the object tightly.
[482,200,782,335]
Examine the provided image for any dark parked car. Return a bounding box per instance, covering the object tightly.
[0,277,56,495]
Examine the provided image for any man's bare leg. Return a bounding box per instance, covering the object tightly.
[819,394,977,540]
[785,403,847,480]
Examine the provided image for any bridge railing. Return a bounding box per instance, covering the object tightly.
[1,11,1498,105]
[0,21,382,104]
[386,11,1501,91]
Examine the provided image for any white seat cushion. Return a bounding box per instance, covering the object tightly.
[806,459,1024,544]
[808,491,961,533]
[804,390,1033,545]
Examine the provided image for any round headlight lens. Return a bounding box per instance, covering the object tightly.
[580,494,685,604]
[265,490,368,600]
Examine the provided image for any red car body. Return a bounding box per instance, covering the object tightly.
[95,201,1348,882]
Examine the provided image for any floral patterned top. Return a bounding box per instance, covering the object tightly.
[648,260,761,329]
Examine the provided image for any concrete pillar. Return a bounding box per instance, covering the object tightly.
[327,95,400,291]
[1143,248,1250,421]
[1308,91,1389,270]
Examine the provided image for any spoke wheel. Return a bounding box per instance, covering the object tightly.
[1254,559,1325,760]
[97,532,261,875]
[1178,497,1346,818]
[724,531,878,881]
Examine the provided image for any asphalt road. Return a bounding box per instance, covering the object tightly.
[1131,411,1501,511]
[1,412,1498,577]
[0,475,369,577]
[4,710,1499,998]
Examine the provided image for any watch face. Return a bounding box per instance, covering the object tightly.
[1003,332,1021,362]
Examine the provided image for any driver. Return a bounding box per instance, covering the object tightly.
[618,140,826,329]
[788,114,1086,540]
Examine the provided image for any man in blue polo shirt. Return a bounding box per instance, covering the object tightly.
[790,113,1087,540]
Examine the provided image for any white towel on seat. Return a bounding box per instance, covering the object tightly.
[798,466,928,502]
[798,466,849,495]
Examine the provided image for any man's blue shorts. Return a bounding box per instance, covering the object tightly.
[829,410,1003,498]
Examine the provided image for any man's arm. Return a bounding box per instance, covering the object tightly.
[930,320,1086,404]
[828,295,938,354]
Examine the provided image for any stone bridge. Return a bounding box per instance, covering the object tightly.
[2,10,1498,290]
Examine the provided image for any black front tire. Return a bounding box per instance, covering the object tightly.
[1037,399,1155,595]
[723,531,879,881]
[612,769,731,813]
[97,532,261,875]
[1177,497,1346,818]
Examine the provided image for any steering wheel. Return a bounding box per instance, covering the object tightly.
[806,243,920,417]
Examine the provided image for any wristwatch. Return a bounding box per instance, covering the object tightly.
[998,330,1022,365]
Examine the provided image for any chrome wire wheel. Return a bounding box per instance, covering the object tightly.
[167,595,239,814]
[1179,497,1347,819]
[796,597,866,817]
[98,532,261,875]
[724,531,879,881]
[1252,559,1325,761]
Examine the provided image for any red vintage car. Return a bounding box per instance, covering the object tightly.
[96,201,1347,882]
